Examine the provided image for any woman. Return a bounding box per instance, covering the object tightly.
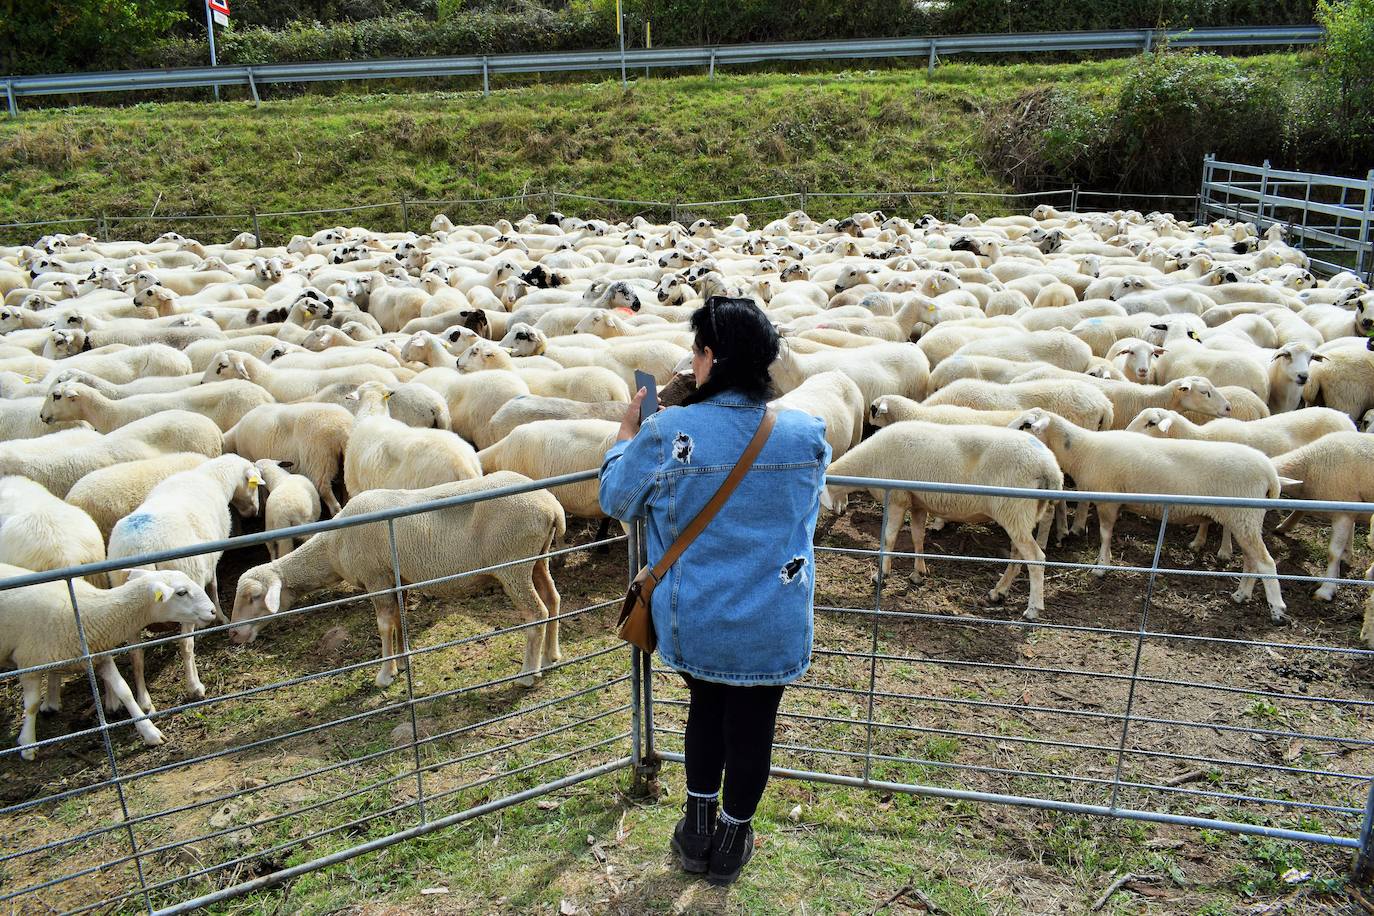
[599,296,831,886]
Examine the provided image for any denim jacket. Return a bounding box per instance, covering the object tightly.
[599,391,831,685]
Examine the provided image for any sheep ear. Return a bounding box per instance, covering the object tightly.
[1271,351,1289,362]
[1311,353,1327,362]
[343,388,359,401]
[278,460,294,469]
[247,470,264,489]
[153,586,167,602]
[1030,415,1051,435]
[125,568,149,580]
[264,579,282,614]
[1176,381,1192,391]
[1157,416,1174,433]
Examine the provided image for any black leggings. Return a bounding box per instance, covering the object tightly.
[680,672,785,822]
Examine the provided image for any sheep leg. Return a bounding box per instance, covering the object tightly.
[872,505,906,585]
[1053,501,1069,543]
[1315,514,1355,601]
[317,476,342,517]
[1361,564,1374,649]
[1014,535,1047,622]
[1188,521,1210,553]
[500,573,549,687]
[1232,526,1287,622]
[209,569,226,624]
[179,624,206,700]
[372,595,401,688]
[1070,500,1090,537]
[1217,526,1234,562]
[1093,504,1119,577]
[532,558,562,667]
[98,657,164,747]
[1040,501,1059,549]
[40,671,62,714]
[1276,510,1303,534]
[18,673,42,761]
[265,538,279,562]
[909,508,929,582]
[129,648,155,714]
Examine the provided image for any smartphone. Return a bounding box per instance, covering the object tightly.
[634,370,658,423]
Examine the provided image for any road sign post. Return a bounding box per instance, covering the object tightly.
[206,0,230,100]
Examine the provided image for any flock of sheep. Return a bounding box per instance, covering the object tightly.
[1,203,1372,765]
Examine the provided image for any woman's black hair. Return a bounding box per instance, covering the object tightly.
[682,295,780,405]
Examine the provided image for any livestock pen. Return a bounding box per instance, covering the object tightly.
[2,472,1372,913]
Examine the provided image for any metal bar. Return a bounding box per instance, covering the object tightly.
[1360,169,1374,282]
[927,39,936,76]
[1109,506,1169,812]
[1357,780,1374,880]
[65,578,154,915]
[251,207,261,246]
[149,757,632,916]
[655,754,1361,849]
[388,517,427,824]
[246,66,259,104]
[4,79,15,117]
[862,488,891,784]
[482,56,489,96]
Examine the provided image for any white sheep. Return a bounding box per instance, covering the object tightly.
[1126,406,1355,457]
[39,380,274,433]
[66,453,210,541]
[1012,408,1289,621]
[867,397,1021,429]
[228,472,565,688]
[455,339,631,403]
[315,379,451,430]
[1271,433,1374,605]
[770,340,930,406]
[0,565,216,760]
[1302,344,1374,420]
[485,395,628,447]
[770,370,865,460]
[201,350,396,403]
[925,378,1116,431]
[0,411,222,497]
[224,403,354,515]
[344,381,481,498]
[822,421,1062,620]
[477,418,618,521]
[952,329,1094,372]
[0,476,106,593]
[107,454,263,710]
[253,459,323,560]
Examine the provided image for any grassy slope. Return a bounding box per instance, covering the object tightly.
[0,53,1312,240]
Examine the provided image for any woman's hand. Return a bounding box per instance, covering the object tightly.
[617,387,654,442]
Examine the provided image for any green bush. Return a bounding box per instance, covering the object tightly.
[980,51,1301,192]
[1315,0,1374,160]
[1,0,186,75]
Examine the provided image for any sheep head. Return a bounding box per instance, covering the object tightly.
[228,568,288,646]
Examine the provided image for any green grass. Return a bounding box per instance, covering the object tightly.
[0,53,1315,243]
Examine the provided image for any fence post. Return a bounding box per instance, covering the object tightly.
[387,518,428,825]
[250,207,261,247]
[98,212,108,240]
[1356,779,1374,887]
[400,196,410,234]
[627,519,660,799]
[1070,185,1080,213]
[482,57,490,97]
[799,189,807,214]
[1257,159,1271,229]
[246,67,260,106]
[4,80,15,118]
[1196,153,1214,224]
[670,200,679,224]
[927,40,937,76]
[1358,170,1374,283]
[708,49,716,79]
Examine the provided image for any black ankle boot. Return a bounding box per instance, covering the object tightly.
[670,794,716,873]
[706,817,754,886]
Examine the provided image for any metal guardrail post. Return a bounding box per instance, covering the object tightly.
[4,80,15,118]
[1144,29,1153,52]
[708,49,716,79]
[1359,170,1374,283]
[482,57,489,97]
[927,40,937,76]
[1258,159,1272,228]
[246,67,260,105]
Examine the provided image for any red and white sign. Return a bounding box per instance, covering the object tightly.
[207,0,229,26]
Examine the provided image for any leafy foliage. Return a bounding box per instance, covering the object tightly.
[1315,0,1374,160]
[1,0,186,74]
[980,50,1365,193]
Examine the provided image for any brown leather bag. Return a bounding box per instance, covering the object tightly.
[616,408,777,654]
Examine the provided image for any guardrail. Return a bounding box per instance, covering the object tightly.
[1199,154,1374,283]
[1,25,1324,115]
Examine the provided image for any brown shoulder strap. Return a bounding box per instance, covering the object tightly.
[647,407,776,583]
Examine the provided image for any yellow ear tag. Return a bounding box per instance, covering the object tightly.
[382,391,392,400]
[21,376,34,383]
[153,587,166,602]
[248,478,260,490]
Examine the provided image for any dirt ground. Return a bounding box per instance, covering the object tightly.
[2,496,1372,914]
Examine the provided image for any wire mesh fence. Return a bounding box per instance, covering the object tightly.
[0,185,1200,250]
[2,472,1374,911]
